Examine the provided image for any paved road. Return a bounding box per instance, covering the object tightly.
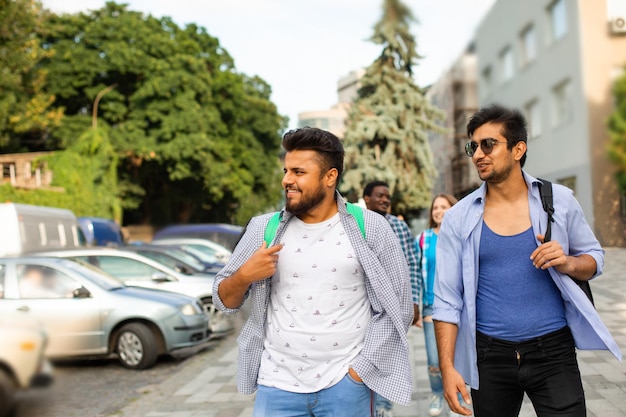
[12,341,222,417]
[22,248,626,417]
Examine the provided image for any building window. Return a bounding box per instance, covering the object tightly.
[525,99,541,138]
[551,79,572,126]
[548,0,567,42]
[557,176,577,196]
[520,25,537,65]
[499,47,514,83]
[481,66,492,97]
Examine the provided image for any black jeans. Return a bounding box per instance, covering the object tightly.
[472,326,585,417]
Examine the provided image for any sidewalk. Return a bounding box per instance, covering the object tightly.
[116,247,626,417]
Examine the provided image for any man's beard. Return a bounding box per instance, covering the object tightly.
[285,183,326,217]
[478,161,513,184]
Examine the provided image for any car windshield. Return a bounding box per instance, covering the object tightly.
[60,258,125,290]
[177,245,220,264]
[162,248,206,270]
[134,249,198,273]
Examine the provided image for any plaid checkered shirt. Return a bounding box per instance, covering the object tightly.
[213,192,414,406]
[385,213,421,305]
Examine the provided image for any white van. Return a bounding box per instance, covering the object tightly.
[0,203,84,257]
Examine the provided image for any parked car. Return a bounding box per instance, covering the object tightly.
[0,203,84,257]
[0,316,53,417]
[33,248,234,336]
[0,256,209,370]
[150,237,232,265]
[121,244,222,274]
[152,223,243,251]
[78,217,124,247]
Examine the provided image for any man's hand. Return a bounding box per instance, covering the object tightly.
[348,367,363,382]
[441,367,472,416]
[218,242,283,308]
[412,303,422,328]
[530,234,568,271]
[237,242,283,284]
[530,235,596,280]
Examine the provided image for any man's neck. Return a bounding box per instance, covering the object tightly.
[485,169,528,204]
[297,194,339,224]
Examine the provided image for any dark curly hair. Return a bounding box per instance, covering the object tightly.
[467,104,528,167]
[282,127,344,181]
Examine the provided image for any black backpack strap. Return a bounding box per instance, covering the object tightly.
[537,178,554,242]
[538,178,595,306]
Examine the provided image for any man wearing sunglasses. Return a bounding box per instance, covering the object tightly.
[432,104,621,417]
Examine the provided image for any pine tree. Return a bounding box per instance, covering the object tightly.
[341,0,444,214]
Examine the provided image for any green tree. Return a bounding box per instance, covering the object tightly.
[608,67,626,197]
[0,0,63,152]
[40,2,285,225]
[341,0,444,214]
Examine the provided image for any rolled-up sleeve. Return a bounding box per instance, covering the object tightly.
[432,208,464,325]
[213,214,271,313]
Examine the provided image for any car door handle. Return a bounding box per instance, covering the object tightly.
[17,306,30,312]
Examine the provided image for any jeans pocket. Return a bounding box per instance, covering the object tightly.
[540,342,576,360]
[476,334,491,362]
[346,372,366,386]
[476,345,491,362]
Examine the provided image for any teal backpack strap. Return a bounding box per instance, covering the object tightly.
[345,202,366,239]
[264,204,364,247]
[264,212,281,247]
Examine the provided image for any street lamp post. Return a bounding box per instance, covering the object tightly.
[92,84,117,129]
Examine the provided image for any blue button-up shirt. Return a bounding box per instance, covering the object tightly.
[433,171,622,389]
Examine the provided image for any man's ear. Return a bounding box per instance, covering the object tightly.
[325,167,339,188]
[513,141,527,162]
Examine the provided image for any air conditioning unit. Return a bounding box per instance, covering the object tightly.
[610,16,626,34]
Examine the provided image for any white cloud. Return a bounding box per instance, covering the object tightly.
[41,0,496,128]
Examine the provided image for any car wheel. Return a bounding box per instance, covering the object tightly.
[0,369,16,417]
[201,297,234,336]
[115,323,158,370]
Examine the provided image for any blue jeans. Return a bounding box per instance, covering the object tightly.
[472,326,584,417]
[374,392,393,416]
[423,305,443,396]
[253,373,374,417]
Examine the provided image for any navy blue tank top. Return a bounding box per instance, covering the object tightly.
[476,222,566,342]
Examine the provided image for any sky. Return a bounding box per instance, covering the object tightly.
[40,0,498,129]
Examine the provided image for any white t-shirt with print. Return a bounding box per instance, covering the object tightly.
[257,212,372,393]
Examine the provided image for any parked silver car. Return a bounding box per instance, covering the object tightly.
[0,256,210,370]
[0,315,53,417]
[33,248,234,336]
[150,237,232,264]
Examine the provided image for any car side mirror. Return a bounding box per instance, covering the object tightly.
[151,272,174,283]
[176,264,194,275]
[73,287,91,298]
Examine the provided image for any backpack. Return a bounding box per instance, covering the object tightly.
[263,202,365,247]
[538,178,594,306]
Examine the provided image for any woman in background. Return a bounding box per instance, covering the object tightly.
[416,193,458,417]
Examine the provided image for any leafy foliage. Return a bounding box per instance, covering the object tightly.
[38,2,285,225]
[0,0,63,152]
[341,0,444,214]
[608,68,626,197]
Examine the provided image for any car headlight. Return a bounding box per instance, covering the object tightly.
[179,303,202,316]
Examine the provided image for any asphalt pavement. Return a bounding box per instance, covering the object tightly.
[114,247,626,417]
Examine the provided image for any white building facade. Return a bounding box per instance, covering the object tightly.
[474,0,626,246]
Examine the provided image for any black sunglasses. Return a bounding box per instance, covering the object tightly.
[465,138,508,157]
